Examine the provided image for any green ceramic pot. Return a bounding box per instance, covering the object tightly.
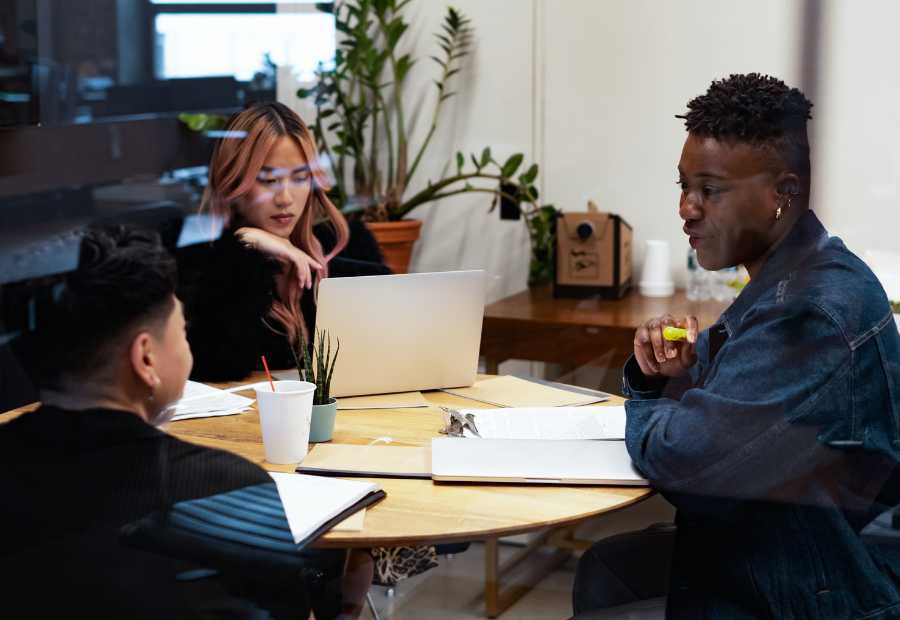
[309,397,337,442]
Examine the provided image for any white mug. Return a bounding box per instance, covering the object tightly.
[255,380,316,464]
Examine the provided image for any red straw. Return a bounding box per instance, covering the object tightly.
[260,355,275,392]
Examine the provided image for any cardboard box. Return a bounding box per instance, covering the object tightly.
[554,209,632,299]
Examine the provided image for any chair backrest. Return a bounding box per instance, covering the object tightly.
[92,202,185,252]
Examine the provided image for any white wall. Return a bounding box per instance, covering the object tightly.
[400,1,536,303]
[813,0,900,260]
[541,0,804,287]
[279,0,537,304]
[381,0,805,292]
[282,0,900,298]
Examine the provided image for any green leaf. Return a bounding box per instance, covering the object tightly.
[518,163,538,185]
[470,154,481,170]
[480,147,492,168]
[385,18,409,49]
[395,54,414,83]
[178,112,226,132]
[372,0,390,17]
[456,151,464,173]
[501,153,524,178]
[539,204,559,220]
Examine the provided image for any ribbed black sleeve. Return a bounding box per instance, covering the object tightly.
[179,229,289,382]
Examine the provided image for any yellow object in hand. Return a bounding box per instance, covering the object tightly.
[663,326,688,342]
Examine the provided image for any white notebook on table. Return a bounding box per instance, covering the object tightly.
[430,438,647,486]
[270,473,384,544]
[458,406,626,440]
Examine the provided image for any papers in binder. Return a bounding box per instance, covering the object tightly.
[460,406,626,440]
[170,381,255,421]
[270,472,382,544]
[442,375,607,407]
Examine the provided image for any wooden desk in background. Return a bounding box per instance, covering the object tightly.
[482,285,730,381]
[0,377,650,618]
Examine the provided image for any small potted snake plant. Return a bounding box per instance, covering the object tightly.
[292,329,340,442]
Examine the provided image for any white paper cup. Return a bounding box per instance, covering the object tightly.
[255,380,316,464]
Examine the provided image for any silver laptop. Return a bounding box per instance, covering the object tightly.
[316,270,487,397]
[431,438,648,486]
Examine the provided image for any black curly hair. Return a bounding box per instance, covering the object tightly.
[678,73,814,183]
[32,226,177,388]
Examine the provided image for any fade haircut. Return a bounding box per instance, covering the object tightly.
[33,226,177,388]
[677,73,814,185]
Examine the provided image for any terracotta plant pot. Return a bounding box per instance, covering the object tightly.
[365,219,423,274]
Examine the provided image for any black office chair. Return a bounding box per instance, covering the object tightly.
[121,481,346,619]
[92,202,185,252]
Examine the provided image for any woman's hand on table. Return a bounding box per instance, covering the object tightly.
[634,314,698,378]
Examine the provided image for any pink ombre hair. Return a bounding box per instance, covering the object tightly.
[202,102,349,346]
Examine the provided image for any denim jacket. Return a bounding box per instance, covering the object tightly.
[623,211,900,619]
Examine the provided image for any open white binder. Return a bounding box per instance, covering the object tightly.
[430,438,648,486]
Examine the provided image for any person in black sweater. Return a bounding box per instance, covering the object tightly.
[180,102,390,382]
[0,227,347,618]
[179,221,389,382]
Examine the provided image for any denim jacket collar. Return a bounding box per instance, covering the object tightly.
[718,210,829,337]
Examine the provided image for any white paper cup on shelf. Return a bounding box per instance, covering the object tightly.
[255,380,316,464]
[639,240,675,297]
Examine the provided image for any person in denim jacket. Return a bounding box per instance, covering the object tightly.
[573,74,900,619]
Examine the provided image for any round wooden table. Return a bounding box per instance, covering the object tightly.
[162,379,651,549]
[1,376,652,617]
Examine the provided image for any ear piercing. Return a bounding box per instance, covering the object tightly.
[776,196,792,221]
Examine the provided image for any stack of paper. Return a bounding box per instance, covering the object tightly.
[170,381,255,421]
[430,437,647,486]
[270,472,383,544]
[442,375,607,407]
[459,406,626,440]
[336,391,429,410]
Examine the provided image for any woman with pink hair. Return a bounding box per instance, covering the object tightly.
[182,102,388,381]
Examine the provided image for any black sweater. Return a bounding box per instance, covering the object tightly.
[0,406,344,617]
[179,221,390,382]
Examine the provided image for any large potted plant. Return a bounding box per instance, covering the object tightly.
[298,0,546,273]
